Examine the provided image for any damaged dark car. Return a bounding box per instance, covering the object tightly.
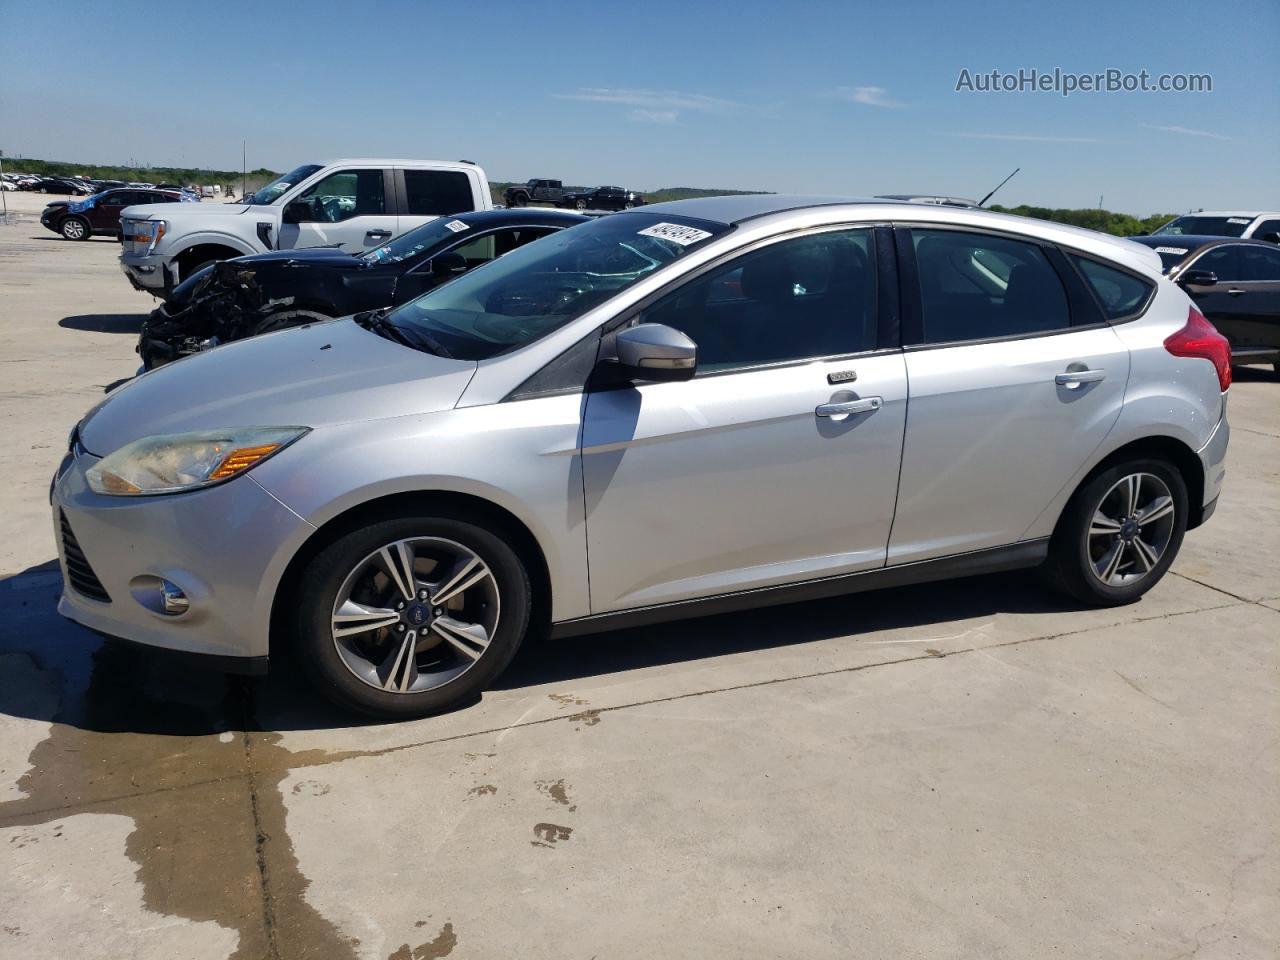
[137,208,591,368]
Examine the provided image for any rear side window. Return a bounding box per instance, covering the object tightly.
[910,229,1070,344]
[404,170,475,216]
[1241,245,1280,281]
[1071,257,1153,320]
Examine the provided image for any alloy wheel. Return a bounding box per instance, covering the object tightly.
[329,537,500,694]
[62,219,86,240]
[1086,472,1176,587]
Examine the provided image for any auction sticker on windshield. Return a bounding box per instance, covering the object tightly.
[444,220,470,233]
[1155,246,1188,255]
[637,222,713,246]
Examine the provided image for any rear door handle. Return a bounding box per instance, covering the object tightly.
[816,396,883,418]
[1226,288,1246,296]
[1055,368,1106,388]
[366,229,392,239]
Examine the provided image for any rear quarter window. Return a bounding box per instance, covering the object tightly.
[1071,256,1153,320]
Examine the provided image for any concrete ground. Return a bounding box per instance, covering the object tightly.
[1,189,1277,959]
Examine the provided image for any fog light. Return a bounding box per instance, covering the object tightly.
[129,575,191,617]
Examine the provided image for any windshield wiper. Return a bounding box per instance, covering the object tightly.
[354,308,454,358]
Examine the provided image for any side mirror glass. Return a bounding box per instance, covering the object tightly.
[431,251,467,275]
[1177,269,1217,288]
[614,323,697,382]
[282,200,312,224]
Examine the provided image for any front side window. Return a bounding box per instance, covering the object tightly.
[1191,245,1245,280]
[1072,257,1153,319]
[382,213,729,360]
[452,227,556,267]
[297,169,385,223]
[404,170,474,216]
[910,229,1070,344]
[1154,215,1251,238]
[641,228,877,372]
[251,163,323,205]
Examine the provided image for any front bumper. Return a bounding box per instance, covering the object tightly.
[52,449,315,665]
[120,252,175,292]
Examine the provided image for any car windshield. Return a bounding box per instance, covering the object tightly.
[249,164,323,206]
[1154,215,1251,238]
[382,213,730,361]
[360,217,473,266]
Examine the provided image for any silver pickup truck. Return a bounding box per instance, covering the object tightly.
[120,159,492,293]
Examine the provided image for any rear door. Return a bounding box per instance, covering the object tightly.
[279,167,398,252]
[887,226,1132,564]
[397,168,480,234]
[581,225,908,612]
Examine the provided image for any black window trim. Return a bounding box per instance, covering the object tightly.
[504,221,895,400]
[892,221,1151,351]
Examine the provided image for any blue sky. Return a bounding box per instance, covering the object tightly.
[1,0,1276,214]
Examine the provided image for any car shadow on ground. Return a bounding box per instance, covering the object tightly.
[59,313,146,334]
[0,558,1075,739]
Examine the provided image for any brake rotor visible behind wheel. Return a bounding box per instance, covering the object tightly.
[294,515,532,718]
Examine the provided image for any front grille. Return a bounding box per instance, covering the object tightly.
[59,511,111,603]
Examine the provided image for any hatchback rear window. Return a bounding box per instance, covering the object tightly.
[1072,257,1153,320]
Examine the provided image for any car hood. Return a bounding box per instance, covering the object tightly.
[80,318,477,455]
[121,202,263,221]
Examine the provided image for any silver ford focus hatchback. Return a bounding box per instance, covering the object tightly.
[53,196,1231,718]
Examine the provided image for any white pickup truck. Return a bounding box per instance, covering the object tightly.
[120,159,492,293]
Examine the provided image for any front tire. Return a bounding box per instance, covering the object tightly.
[1044,458,1187,606]
[294,515,532,719]
[60,216,90,241]
[575,198,588,210]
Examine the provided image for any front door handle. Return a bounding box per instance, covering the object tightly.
[1055,368,1106,388]
[816,396,883,418]
[1226,288,1246,296]
[366,229,393,239]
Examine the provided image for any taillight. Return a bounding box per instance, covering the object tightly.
[1164,305,1231,392]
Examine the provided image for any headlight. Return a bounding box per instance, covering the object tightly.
[86,426,308,496]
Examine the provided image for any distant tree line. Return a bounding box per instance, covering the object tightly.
[988,205,1176,236]
[4,158,1176,235]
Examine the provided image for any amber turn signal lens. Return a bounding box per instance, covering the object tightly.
[208,443,282,481]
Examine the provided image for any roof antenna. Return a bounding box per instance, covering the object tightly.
[978,167,1020,208]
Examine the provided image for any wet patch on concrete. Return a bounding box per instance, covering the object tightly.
[466,784,497,798]
[547,692,588,708]
[535,778,576,811]
[530,822,573,848]
[0,627,359,960]
[388,922,457,960]
[568,708,601,729]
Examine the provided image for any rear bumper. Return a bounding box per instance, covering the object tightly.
[1193,407,1229,527]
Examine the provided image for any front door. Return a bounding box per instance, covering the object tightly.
[887,226,1131,563]
[278,168,398,253]
[581,226,907,613]
[1184,243,1280,357]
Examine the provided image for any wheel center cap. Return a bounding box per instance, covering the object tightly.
[404,603,432,627]
[1120,518,1139,541]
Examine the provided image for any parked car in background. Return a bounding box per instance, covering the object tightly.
[557,185,644,211]
[119,159,493,293]
[1131,234,1280,374]
[503,178,565,207]
[56,196,1229,718]
[41,187,194,241]
[137,208,589,367]
[29,177,91,195]
[1151,211,1280,242]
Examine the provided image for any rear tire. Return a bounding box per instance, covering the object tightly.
[60,216,90,241]
[575,198,587,210]
[1043,458,1187,606]
[294,514,532,719]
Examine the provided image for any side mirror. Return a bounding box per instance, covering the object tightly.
[1260,232,1280,245]
[1177,269,1218,288]
[431,251,467,275]
[614,323,697,382]
[282,200,312,224]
